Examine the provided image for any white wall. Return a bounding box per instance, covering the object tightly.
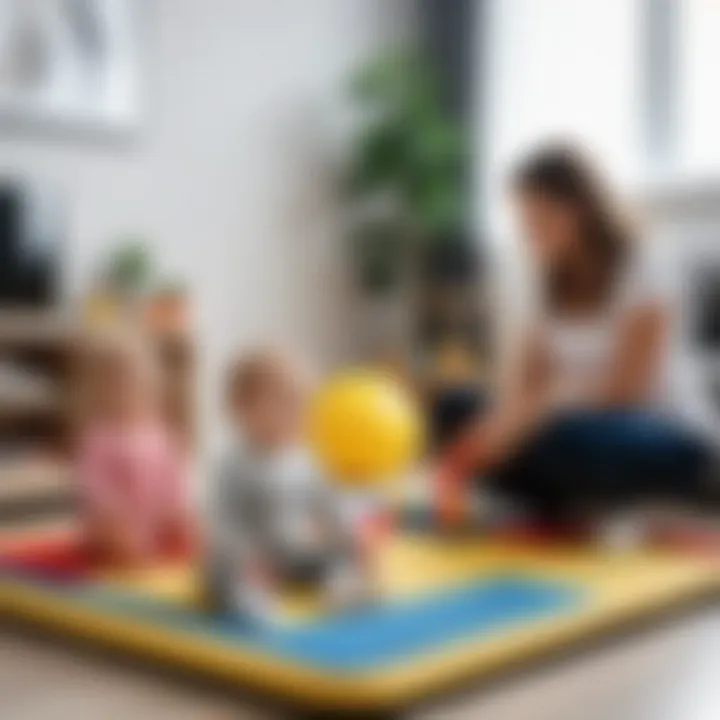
[0,0,415,462]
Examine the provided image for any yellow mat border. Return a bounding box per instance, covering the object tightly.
[1,556,717,713]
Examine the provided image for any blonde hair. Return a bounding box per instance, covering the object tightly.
[226,347,299,409]
[81,328,162,420]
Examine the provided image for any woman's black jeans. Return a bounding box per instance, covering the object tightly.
[432,387,712,520]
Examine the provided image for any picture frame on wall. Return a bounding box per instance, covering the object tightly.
[0,0,145,136]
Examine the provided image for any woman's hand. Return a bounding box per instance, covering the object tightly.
[434,423,492,530]
[435,464,470,529]
[433,392,557,531]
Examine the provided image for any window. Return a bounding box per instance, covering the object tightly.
[481,0,643,234]
[480,0,720,234]
[677,0,720,175]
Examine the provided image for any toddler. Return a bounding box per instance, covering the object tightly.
[78,331,189,565]
[204,349,367,620]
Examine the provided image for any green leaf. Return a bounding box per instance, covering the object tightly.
[347,44,468,251]
[105,239,154,294]
[348,122,408,194]
[419,179,464,236]
[350,50,433,112]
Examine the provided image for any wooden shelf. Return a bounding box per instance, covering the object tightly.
[0,311,191,351]
[0,309,194,526]
[0,462,73,503]
[0,311,78,346]
[0,516,77,545]
[0,395,66,418]
[0,460,74,524]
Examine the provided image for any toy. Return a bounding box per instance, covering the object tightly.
[308,369,423,486]
[307,370,424,604]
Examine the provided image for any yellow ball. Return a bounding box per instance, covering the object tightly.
[309,370,423,487]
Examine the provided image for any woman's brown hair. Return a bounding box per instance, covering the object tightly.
[512,144,632,311]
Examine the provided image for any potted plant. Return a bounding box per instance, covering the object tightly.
[347,49,467,355]
[104,238,154,299]
[84,238,154,327]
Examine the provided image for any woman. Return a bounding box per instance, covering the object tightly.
[438,145,716,527]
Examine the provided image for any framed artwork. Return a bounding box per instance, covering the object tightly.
[0,0,144,135]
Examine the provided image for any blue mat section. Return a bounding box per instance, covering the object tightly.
[261,576,583,671]
[23,573,584,673]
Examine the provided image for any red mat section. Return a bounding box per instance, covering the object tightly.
[0,531,195,582]
[0,535,93,581]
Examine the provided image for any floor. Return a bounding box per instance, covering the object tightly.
[1,608,717,720]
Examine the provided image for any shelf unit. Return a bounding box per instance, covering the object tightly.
[0,311,194,525]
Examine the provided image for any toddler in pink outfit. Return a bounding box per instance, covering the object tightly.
[78,332,189,565]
